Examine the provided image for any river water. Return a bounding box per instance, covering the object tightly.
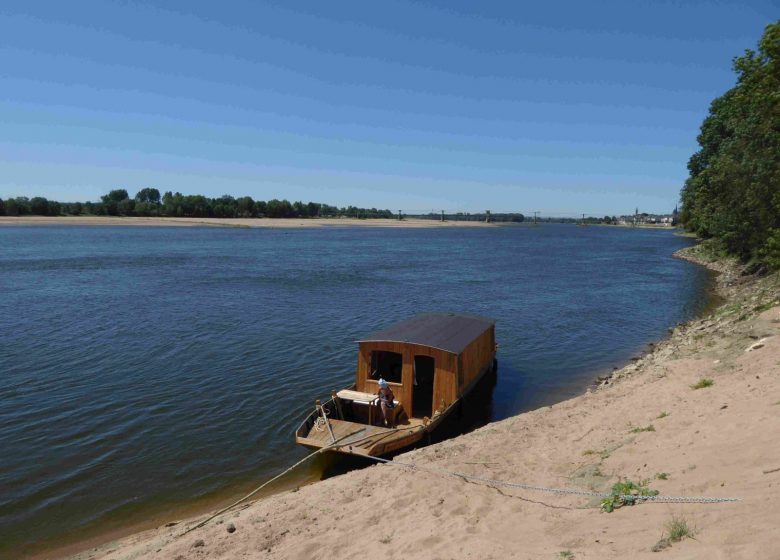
[0,224,711,557]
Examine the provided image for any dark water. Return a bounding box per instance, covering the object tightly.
[0,224,711,557]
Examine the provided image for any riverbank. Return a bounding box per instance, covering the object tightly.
[0,216,505,228]
[60,244,779,559]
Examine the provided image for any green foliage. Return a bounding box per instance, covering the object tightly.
[680,22,780,266]
[30,197,49,215]
[101,189,129,215]
[558,551,574,559]
[754,300,779,313]
[691,378,714,389]
[4,189,393,220]
[656,411,670,419]
[665,516,694,541]
[135,187,161,205]
[629,424,656,433]
[600,479,659,513]
[5,198,18,216]
[655,472,669,480]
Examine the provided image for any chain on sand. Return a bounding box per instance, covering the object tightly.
[362,454,739,504]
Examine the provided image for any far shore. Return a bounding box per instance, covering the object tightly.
[0,215,512,229]
[49,243,780,560]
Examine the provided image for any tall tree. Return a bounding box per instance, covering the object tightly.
[680,21,780,265]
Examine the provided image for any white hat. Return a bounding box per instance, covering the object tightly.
[378,378,388,388]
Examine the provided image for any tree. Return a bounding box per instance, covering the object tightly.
[117,198,135,216]
[0,198,4,215]
[5,198,17,216]
[292,201,308,217]
[135,188,161,205]
[236,196,256,217]
[266,199,293,218]
[101,189,129,216]
[679,21,780,264]
[102,189,129,202]
[30,197,49,215]
[13,197,31,215]
[47,201,61,216]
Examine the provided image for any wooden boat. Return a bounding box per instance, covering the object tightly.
[295,313,497,457]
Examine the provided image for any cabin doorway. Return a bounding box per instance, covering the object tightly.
[412,356,435,418]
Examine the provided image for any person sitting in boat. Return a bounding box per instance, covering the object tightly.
[376,378,396,428]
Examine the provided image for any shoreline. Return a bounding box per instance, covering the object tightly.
[0,216,512,229]
[38,244,780,559]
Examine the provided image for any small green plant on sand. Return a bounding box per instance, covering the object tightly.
[754,301,778,313]
[629,424,656,433]
[656,411,670,419]
[652,516,694,551]
[582,448,610,459]
[559,551,574,559]
[691,378,714,390]
[666,517,693,541]
[600,479,659,513]
[655,472,669,480]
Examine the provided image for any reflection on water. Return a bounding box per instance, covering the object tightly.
[0,224,712,557]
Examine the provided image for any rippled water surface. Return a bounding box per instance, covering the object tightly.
[0,224,711,556]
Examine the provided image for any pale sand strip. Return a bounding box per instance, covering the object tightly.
[54,245,780,560]
[0,216,507,228]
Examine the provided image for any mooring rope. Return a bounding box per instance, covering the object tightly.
[179,425,365,537]
[180,446,326,536]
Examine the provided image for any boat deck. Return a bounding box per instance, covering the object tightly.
[303,418,425,453]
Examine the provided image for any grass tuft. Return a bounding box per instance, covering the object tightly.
[656,411,670,419]
[629,424,656,433]
[665,516,694,542]
[582,448,610,459]
[691,378,714,390]
[652,516,694,552]
[754,301,778,313]
[558,551,574,559]
[655,472,669,480]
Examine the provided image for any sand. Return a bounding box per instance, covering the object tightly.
[0,216,504,228]
[57,244,780,560]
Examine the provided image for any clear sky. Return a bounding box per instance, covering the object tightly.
[0,1,776,215]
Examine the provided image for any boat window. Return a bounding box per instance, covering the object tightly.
[369,351,403,383]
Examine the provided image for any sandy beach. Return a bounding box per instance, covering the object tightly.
[52,244,780,560]
[0,216,505,229]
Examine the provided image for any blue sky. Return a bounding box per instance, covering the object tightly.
[0,1,776,215]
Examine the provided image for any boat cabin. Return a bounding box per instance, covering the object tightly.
[295,313,496,456]
[356,313,496,418]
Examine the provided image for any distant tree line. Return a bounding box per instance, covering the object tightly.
[0,188,394,219]
[679,22,780,267]
[412,212,525,222]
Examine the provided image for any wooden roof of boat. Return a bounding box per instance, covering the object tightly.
[357,313,494,355]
